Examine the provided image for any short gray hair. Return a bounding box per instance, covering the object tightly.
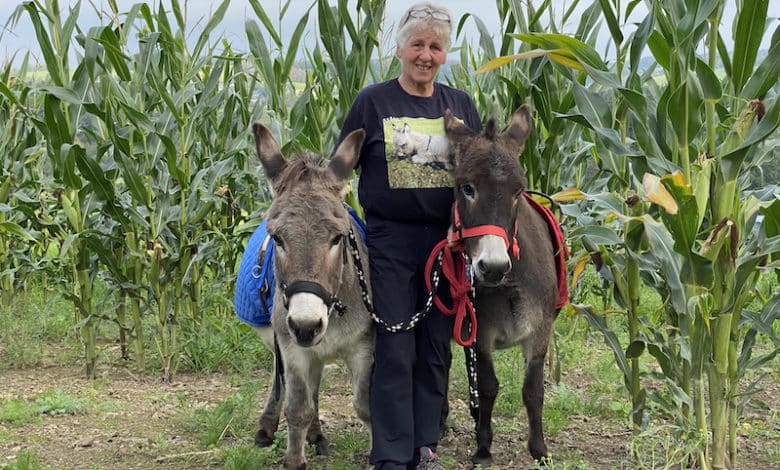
[396,3,452,51]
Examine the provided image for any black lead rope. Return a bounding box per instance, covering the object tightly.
[346,228,444,332]
[523,189,556,208]
[347,228,480,410]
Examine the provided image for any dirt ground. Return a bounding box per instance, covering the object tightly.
[0,362,778,470]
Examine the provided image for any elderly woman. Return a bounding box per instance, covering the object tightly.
[336,3,482,469]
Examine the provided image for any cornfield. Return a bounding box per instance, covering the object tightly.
[1,1,777,469]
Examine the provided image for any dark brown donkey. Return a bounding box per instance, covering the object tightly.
[251,124,374,470]
[442,105,566,467]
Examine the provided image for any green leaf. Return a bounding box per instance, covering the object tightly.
[73,146,114,203]
[512,32,608,71]
[115,151,150,209]
[630,11,654,75]
[694,58,722,101]
[658,173,699,253]
[641,215,686,313]
[573,82,610,128]
[626,340,645,359]
[647,30,671,72]
[0,221,36,241]
[282,11,311,85]
[22,2,63,86]
[596,0,623,45]
[568,225,624,245]
[740,30,780,99]
[732,0,769,94]
[192,0,230,57]
[582,309,633,389]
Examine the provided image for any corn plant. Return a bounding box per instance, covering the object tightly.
[0,57,43,305]
[481,1,779,468]
[4,0,263,380]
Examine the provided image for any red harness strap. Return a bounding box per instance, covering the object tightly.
[522,194,570,309]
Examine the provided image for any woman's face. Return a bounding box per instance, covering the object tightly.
[396,29,447,91]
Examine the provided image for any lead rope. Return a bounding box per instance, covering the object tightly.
[346,228,444,332]
[346,228,480,411]
[466,341,479,413]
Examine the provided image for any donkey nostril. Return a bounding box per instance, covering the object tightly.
[477,260,489,274]
[502,261,512,275]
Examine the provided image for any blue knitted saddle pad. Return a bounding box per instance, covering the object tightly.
[234,208,367,327]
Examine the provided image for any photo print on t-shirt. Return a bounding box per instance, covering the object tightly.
[384,116,454,189]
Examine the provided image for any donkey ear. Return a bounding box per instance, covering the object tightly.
[328,129,365,182]
[253,123,287,185]
[503,105,532,156]
[444,108,477,146]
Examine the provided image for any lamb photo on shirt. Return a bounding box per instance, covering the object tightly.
[384,116,455,189]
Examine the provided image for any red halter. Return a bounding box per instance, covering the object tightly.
[424,201,520,347]
[448,200,520,259]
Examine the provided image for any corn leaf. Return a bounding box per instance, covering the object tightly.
[732,0,768,95]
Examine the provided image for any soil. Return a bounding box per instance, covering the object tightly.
[1,360,778,470]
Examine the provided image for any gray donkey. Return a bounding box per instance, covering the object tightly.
[441,105,566,467]
[251,124,374,470]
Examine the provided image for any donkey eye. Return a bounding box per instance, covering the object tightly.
[329,235,343,249]
[461,183,475,199]
[272,235,285,251]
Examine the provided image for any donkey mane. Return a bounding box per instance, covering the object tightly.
[273,155,341,195]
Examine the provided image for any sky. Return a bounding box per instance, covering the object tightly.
[0,0,776,65]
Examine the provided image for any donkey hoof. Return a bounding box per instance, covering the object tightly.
[532,455,552,467]
[529,443,549,464]
[283,459,306,470]
[312,437,331,456]
[471,449,492,468]
[254,429,275,447]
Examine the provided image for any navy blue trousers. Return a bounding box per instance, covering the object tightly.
[366,216,454,469]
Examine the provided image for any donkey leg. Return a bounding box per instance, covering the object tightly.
[471,348,499,467]
[254,327,283,447]
[305,367,330,456]
[524,354,550,462]
[346,345,372,432]
[283,357,319,470]
[255,363,284,446]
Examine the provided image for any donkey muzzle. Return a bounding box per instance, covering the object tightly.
[472,235,512,285]
[282,281,337,347]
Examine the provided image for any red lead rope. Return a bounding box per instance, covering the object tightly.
[423,196,569,347]
[423,201,521,348]
[424,239,478,347]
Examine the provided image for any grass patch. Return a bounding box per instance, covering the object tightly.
[177,315,273,374]
[0,389,96,425]
[0,288,75,368]
[630,425,707,470]
[179,380,261,447]
[492,347,526,416]
[220,444,282,469]
[0,450,53,470]
[544,383,627,437]
[530,454,598,469]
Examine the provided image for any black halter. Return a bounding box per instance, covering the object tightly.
[280,280,347,316]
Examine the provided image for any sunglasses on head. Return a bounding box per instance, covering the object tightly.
[403,8,451,25]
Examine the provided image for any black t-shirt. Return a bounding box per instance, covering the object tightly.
[338,79,482,225]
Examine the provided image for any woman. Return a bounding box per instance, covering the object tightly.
[336,3,482,469]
